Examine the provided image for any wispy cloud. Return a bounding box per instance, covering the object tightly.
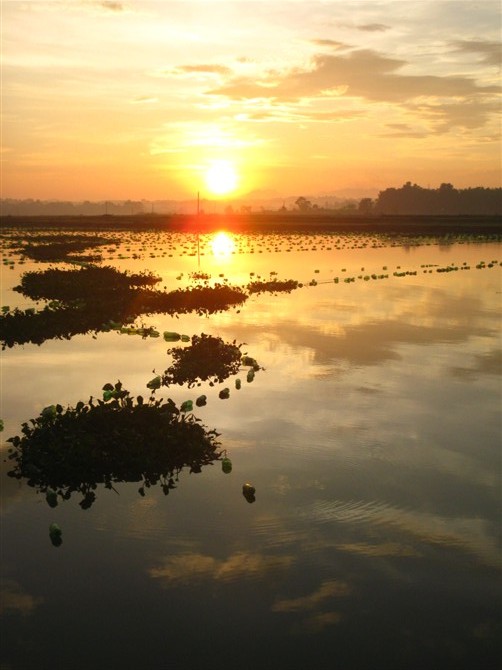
[208,48,500,131]
[174,64,233,76]
[97,1,124,11]
[450,39,501,66]
[357,23,390,32]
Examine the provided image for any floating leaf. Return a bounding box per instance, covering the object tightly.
[196,395,207,407]
[242,483,256,503]
[146,376,161,390]
[46,489,58,507]
[49,523,62,547]
[180,400,193,413]
[163,331,181,341]
[222,457,232,474]
[219,388,230,400]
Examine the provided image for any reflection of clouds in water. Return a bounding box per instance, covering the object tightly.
[217,283,497,369]
[450,349,502,379]
[336,542,421,558]
[272,579,350,612]
[149,551,294,585]
[270,474,326,496]
[294,611,343,632]
[0,579,43,615]
[306,499,500,567]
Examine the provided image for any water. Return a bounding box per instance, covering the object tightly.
[1,229,501,669]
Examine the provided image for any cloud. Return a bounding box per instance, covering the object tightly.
[131,96,158,104]
[450,40,502,66]
[98,1,124,11]
[357,23,390,32]
[382,123,428,139]
[175,64,233,76]
[311,39,350,50]
[207,48,500,130]
[211,49,499,102]
[235,108,363,123]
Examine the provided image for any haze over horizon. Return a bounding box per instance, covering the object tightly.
[2,0,501,202]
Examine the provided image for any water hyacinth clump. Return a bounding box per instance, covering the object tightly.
[161,333,250,388]
[6,382,222,508]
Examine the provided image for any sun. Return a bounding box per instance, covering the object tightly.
[204,160,238,196]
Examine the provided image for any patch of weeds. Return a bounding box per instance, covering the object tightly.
[1,267,248,347]
[6,382,221,509]
[161,333,249,388]
[247,279,300,294]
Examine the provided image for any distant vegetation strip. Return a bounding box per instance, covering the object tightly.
[0,213,500,235]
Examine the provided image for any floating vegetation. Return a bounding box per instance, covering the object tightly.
[6,382,222,508]
[161,333,254,388]
[189,271,211,281]
[0,265,248,348]
[221,457,232,473]
[18,235,116,262]
[247,279,300,294]
[49,523,63,547]
[242,482,256,503]
[14,265,161,302]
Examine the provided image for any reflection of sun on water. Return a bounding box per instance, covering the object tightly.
[211,232,235,257]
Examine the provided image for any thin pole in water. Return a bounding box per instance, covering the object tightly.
[197,191,200,267]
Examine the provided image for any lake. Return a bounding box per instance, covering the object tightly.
[1,226,501,670]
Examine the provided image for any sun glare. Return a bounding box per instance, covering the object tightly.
[210,231,235,257]
[205,160,238,196]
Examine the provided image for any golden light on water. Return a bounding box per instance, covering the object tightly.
[210,231,235,257]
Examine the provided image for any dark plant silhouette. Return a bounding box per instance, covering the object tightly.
[6,382,222,509]
[161,333,260,388]
[0,265,248,348]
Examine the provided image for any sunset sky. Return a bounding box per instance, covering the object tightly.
[2,0,501,202]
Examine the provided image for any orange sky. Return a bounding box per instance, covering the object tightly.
[1,0,501,202]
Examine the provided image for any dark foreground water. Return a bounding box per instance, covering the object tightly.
[1,230,501,669]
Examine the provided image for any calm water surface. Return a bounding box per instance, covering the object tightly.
[1,230,501,669]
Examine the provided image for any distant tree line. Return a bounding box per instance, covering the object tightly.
[359,182,501,216]
[0,199,147,216]
[2,183,501,217]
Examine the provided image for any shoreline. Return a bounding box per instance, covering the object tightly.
[0,213,500,236]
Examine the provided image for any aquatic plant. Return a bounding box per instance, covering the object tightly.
[6,382,222,508]
[161,333,250,388]
[246,279,300,294]
[0,266,248,348]
[14,265,161,302]
[15,237,115,262]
